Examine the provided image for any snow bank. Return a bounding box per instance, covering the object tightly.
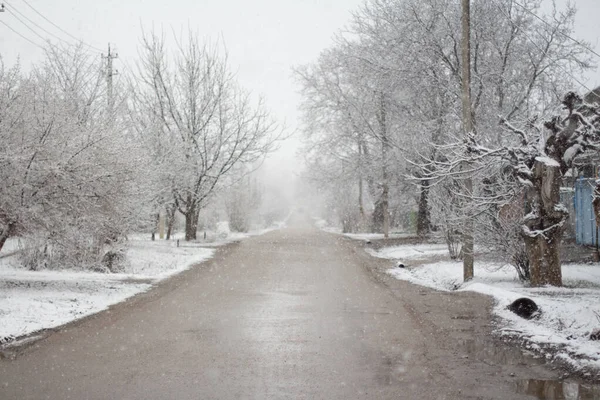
[372,245,600,374]
[0,274,150,341]
[0,238,214,341]
[0,227,275,344]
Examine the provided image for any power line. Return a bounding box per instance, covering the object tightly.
[3,4,49,45]
[0,18,44,49]
[18,0,103,52]
[512,0,600,61]
[491,0,592,93]
[4,0,75,47]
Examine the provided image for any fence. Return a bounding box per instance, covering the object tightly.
[575,178,598,246]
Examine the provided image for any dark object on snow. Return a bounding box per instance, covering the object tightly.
[590,328,600,341]
[507,297,539,319]
[365,240,372,244]
[397,262,405,268]
[102,249,125,273]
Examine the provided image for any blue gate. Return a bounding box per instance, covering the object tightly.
[575,178,598,246]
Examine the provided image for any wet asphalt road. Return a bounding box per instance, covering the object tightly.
[0,215,557,399]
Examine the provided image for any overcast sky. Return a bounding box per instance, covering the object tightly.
[1,0,599,197]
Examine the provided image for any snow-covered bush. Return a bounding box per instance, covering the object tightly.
[0,46,152,271]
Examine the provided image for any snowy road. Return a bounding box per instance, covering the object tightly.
[0,215,565,399]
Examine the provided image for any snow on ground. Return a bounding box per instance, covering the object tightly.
[120,238,215,280]
[371,244,600,374]
[0,237,23,255]
[0,271,150,342]
[0,227,277,344]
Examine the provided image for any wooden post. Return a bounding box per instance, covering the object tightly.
[461,0,474,281]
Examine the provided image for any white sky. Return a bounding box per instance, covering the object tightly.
[0,0,363,135]
[1,0,599,199]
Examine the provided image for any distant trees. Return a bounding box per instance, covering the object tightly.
[295,42,407,237]
[296,0,595,285]
[223,168,263,233]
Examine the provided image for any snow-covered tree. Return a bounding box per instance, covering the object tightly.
[0,46,149,270]
[295,41,409,236]
[498,92,600,286]
[132,31,280,240]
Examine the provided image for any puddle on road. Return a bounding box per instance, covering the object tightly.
[459,338,545,367]
[459,339,600,399]
[515,379,600,399]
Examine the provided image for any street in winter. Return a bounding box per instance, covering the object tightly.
[0,214,596,399]
[2,0,600,399]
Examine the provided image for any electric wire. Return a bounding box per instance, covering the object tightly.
[18,0,103,52]
[4,0,77,48]
[4,4,50,45]
[0,18,44,49]
[511,0,600,61]
[491,0,593,92]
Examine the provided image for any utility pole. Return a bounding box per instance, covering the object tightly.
[461,0,474,281]
[378,92,390,239]
[103,43,118,114]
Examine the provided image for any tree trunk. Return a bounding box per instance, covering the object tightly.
[151,213,159,241]
[523,159,565,287]
[371,199,384,233]
[382,184,390,238]
[184,205,198,241]
[593,182,600,226]
[524,233,562,287]
[358,176,367,231]
[166,205,176,240]
[417,179,430,236]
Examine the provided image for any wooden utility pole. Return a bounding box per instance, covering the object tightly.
[103,44,118,114]
[461,0,474,281]
[378,92,390,239]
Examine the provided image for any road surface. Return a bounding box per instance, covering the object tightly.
[0,214,558,399]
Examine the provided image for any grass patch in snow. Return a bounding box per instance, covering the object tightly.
[318,223,418,241]
[367,243,449,261]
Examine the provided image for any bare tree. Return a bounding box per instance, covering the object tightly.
[133,31,279,240]
[295,42,408,236]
